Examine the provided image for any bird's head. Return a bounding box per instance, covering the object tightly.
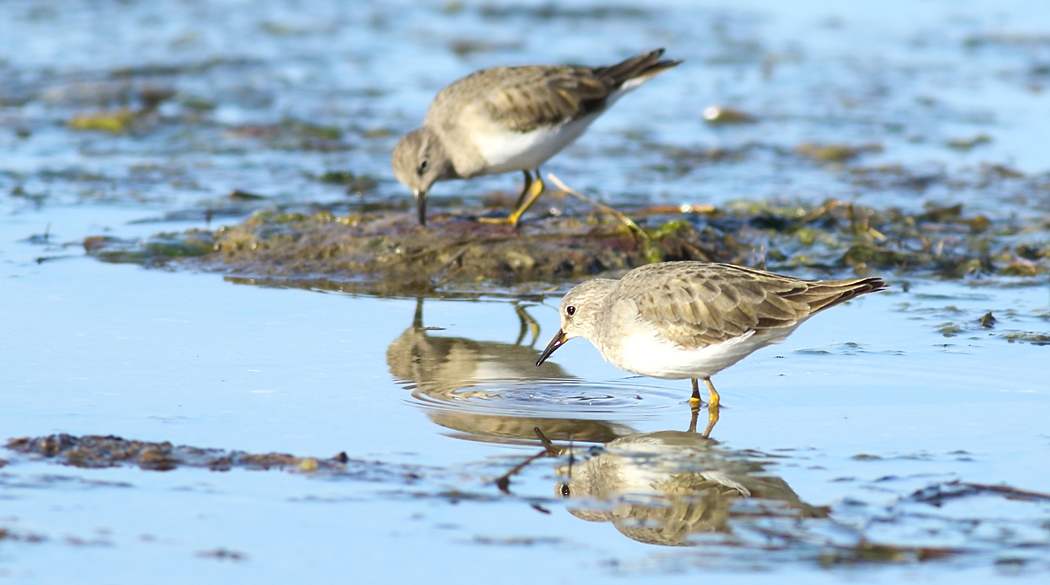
[392,127,452,226]
[536,279,616,366]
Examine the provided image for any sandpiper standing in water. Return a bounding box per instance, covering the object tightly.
[536,262,886,436]
[392,49,681,226]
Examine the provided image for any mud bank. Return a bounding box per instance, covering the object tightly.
[84,197,1050,295]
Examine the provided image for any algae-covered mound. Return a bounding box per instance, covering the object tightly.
[86,207,733,294]
[83,199,1050,295]
[204,209,730,294]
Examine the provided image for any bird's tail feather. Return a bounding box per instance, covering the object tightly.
[596,48,682,88]
[806,277,887,313]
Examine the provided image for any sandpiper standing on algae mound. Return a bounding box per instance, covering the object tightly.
[536,262,887,436]
[392,49,681,227]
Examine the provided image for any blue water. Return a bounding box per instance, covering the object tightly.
[2,0,1049,583]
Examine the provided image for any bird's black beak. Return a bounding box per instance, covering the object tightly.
[414,190,428,226]
[536,329,568,366]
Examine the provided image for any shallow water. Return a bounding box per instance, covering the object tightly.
[2,0,1050,583]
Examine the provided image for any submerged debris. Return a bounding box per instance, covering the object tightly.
[816,542,960,566]
[84,231,216,266]
[196,548,248,561]
[225,118,346,151]
[5,434,413,479]
[946,134,993,150]
[314,170,379,195]
[908,480,1050,506]
[795,142,883,164]
[702,105,757,124]
[1004,332,1050,345]
[68,108,138,133]
[65,86,175,134]
[0,527,46,544]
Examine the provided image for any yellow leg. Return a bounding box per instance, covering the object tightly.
[704,378,720,409]
[687,402,699,433]
[689,378,702,406]
[512,170,534,210]
[479,169,545,227]
[699,378,721,438]
[512,304,541,347]
[701,400,720,439]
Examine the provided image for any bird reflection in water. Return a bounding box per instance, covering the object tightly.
[554,409,828,547]
[386,298,634,445]
[387,299,825,535]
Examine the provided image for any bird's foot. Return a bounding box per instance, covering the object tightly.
[477,215,520,227]
[477,170,544,227]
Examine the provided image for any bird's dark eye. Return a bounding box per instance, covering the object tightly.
[559,483,571,497]
[566,306,576,316]
[418,156,429,174]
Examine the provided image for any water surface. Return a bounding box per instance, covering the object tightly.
[2,0,1049,583]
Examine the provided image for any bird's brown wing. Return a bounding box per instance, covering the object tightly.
[620,263,884,349]
[437,49,679,133]
[470,65,615,132]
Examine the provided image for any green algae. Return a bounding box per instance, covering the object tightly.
[795,142,883,164]
[68,108,137,133]
[85,230,216,265]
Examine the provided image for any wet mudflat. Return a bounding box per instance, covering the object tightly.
[2,0,1050,583]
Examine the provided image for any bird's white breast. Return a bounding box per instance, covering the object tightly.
[472,112,601,174]
[603,322,804,381]
[466,81,646,175]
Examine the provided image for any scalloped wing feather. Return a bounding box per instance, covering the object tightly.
[620,263,883,349]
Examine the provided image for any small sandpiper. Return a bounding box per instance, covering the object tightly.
[536,262,886,435]
[392,49,681,226]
